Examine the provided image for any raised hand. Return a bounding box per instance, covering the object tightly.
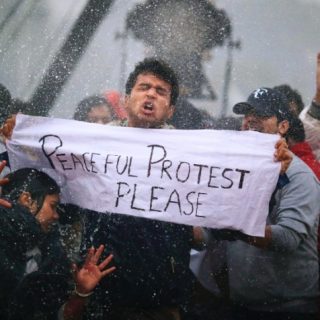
[73,245,115,295]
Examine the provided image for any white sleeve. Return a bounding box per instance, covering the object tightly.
[300,107,320,160]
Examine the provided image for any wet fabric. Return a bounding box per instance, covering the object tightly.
[0,204,70,319]
[81,210,195,318]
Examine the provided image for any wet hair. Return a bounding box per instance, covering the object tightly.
[273,85,304,115]
[286,116,305,143]
[2,168,60,214]
[125,58,179,106]
[73,95,114,122]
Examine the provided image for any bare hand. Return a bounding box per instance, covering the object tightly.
[73,245,115,295]
[314,52,320,104]
[274,138,292,174]
[0,160,11,208]
[0,115,16,142]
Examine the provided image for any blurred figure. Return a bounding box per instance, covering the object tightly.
[286,116,320,179]
[104,90,127,120]
[273,84,304,116]
[74,95,116,124]
[70,94,119,261]
[299,52,320,160]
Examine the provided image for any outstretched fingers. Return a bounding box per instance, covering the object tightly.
[91,244,104,265]
[98,254,114,271]
[101,266,116,278]
[83,247,95,267]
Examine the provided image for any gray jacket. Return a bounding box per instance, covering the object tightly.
[227,156,320,313]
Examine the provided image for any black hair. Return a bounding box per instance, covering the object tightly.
[273,84,304,115]
[125,58,179,106]
[73,95,114,122]
[2,168,60,214]
[286,116,305,143]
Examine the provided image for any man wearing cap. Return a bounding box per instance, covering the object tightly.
[227,87,320,320]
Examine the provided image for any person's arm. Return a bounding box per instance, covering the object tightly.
[244,169,319,252]
[300,53,320,160]
[308,52,320,120]
[241,224,301,251]
[61,245,115,320]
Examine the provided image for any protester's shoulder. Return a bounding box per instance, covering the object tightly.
[286,155,320,187]
[288,154,316,174]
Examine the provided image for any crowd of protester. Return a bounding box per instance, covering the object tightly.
[0,52,319,320]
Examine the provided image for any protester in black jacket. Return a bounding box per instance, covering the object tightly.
[0,167,115,320]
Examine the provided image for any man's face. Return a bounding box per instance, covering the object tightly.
[125,73,174,128]
[241,113,280,134]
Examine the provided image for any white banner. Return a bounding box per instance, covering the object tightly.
[7,114,281,236]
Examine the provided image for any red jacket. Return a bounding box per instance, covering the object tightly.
[290,141,320,180]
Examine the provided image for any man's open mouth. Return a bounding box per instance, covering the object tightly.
[143,102,154,113]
